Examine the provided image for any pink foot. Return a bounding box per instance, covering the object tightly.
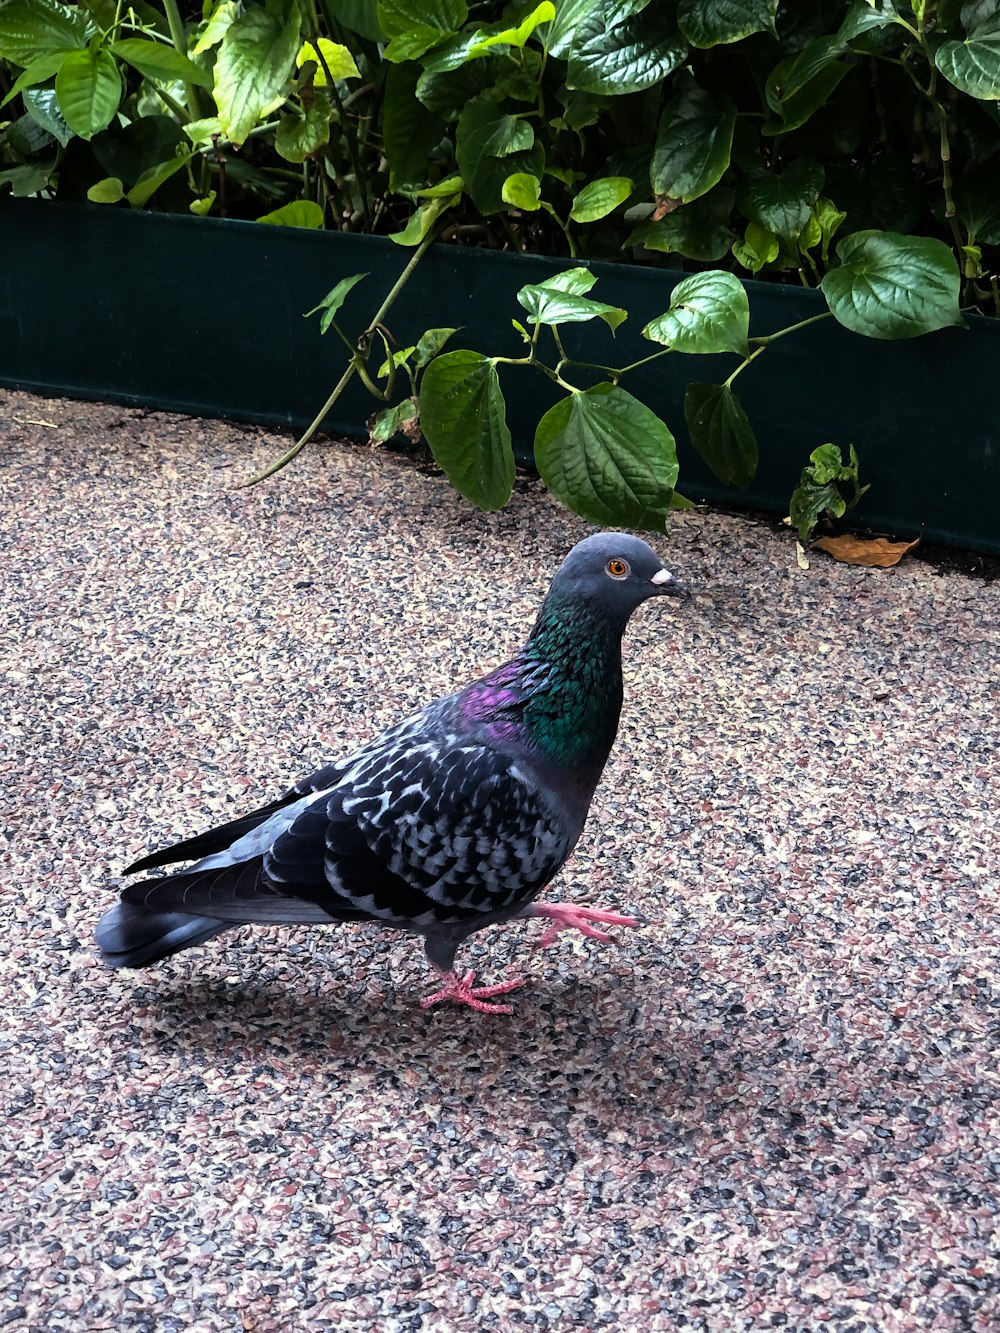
[519,902,642,949]
[420,968,526,1015]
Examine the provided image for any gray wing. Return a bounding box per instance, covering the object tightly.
[122,723,574,929]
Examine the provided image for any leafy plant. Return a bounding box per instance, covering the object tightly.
[789,442,871,544]
[275,227,954,533]
[2,0,1000,314]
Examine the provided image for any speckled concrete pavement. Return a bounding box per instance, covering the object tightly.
[2,389,998,1331]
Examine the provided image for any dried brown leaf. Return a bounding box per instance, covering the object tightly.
[813,534,920,567]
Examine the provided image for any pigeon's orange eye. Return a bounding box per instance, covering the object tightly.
[606,558,629,578]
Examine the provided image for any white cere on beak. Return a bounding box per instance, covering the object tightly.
[650,568,674,585]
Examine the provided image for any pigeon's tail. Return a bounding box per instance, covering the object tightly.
[96,901,230,969]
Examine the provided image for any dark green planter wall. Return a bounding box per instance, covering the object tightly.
[2,198,997,555]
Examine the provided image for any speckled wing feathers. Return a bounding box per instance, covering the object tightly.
[123,701,574,932]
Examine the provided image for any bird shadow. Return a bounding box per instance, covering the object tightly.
[129,952,729,1131]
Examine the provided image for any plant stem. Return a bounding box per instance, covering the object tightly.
[724,344,768,388]
[748,311,833,345]
[307,0,372,228]
[160,0,202,121]
[243,231,437,485]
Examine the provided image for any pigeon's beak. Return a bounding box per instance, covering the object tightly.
[649,568,690,600]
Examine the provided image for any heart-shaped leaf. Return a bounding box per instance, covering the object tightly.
[275,99,334,163]
[684,383,758,488]
[419,350,514,510]
[820,230,964,338]
[378,0,468,61]
[518,268,627,330]
[678,0,777,48]
[763,39,851,135]
[936,10,1000,99]
[651,78,735,204]
[737,158,824,238]
[626,188,735,262]
[502,171,542,210]
[0,0,92,65]
[456,95,541,213]
[643,271,749,356]
[567,3,687,94]
[414,327,459,368]
[534,384,678,530]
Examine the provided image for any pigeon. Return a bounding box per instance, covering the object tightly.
[96,532,687,1013]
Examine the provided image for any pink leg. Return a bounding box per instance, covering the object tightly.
[421,968,526,1015]
[518,902,642,949]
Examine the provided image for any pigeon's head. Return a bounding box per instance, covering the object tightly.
[552,532,688,618]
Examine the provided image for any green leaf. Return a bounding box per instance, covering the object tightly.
[806,196,846,262]
[517,268,627,331]
[377,346,416,378]
[369,398,419,445]
[214,2,302,147]
[189,191,217,216]
[305,272,368,332]
[0,0,91,65]
[378,0,468,61]
[86,175,125,203]
[684,383,758,489]
[275,98,333,162]
[22,86,73,145]
[183,116,223,145]
[626,188,735,262]
[954,161,1000,244]
[469,1,555,52]
[788,444,862,542]
[763,41,850,134]
[651,79,735,204]
[820,230,964,339]
[643,271,749,357]
[426,1,555,69]
[569,176,632,223]
[193,1,240,55]
[126,151,192,207]
[419,350,514,511]
[936,10,1000,99]
[838,0,898,43]
[456,95,541,213]
[737,158,824,239]
[257,199,325,228]
[544,0,600,59]
[534,384,678,530]
[384,61,444,191]
[55,48,121,139]
[388,192,457,245]
[295,38,360,83]
[678,0,777,48]
[731,221,779,273]
[111,38,213,90]
[567,1,687,94]
[406,174,464,198]
[502,171,541,210]
[1,51,69,110]
[328,0,385,42]
[0,158,55,195]
[414,327,459,368]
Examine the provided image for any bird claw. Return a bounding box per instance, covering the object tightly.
[523,903,643,949]
[421,968,525,1015]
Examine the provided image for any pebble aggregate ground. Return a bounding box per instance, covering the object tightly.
[1,389,998,1332]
